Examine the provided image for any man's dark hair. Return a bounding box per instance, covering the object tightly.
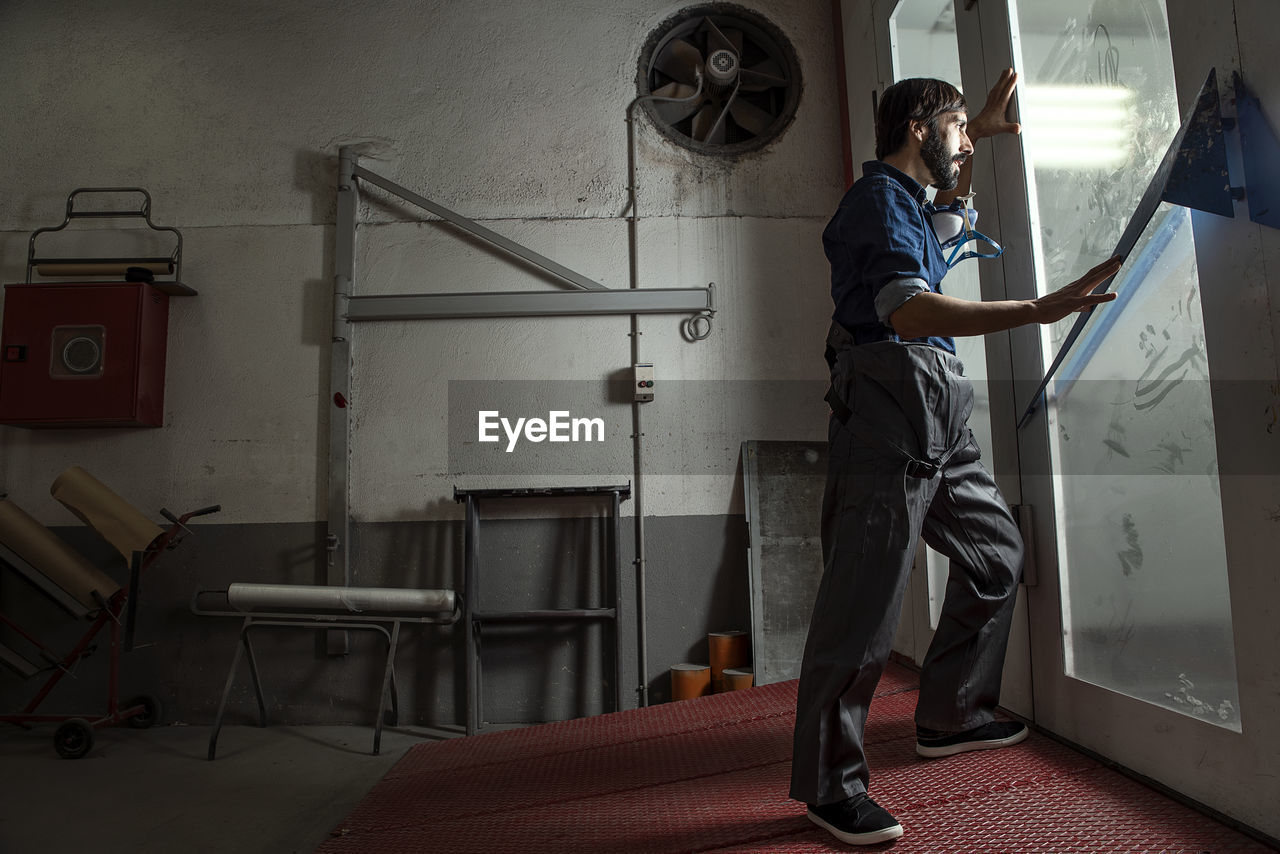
[875,78,966,160]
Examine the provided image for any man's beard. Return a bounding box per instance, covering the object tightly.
[921,123,962,190]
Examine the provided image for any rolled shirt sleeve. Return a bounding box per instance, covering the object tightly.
[825,174,935,331]
[873,276,929,324]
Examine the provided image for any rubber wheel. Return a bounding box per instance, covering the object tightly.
[126,693,163,729]
[54,718,95,759]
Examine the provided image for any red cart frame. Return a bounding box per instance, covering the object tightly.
[0,503,219,757]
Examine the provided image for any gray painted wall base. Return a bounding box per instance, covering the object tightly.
[0,515,749,727]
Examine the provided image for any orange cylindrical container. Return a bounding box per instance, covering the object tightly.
[708,631,750,693]
[670,663,711,700]
[723,667,754,691]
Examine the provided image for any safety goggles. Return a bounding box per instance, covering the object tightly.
[937,193,1004,269]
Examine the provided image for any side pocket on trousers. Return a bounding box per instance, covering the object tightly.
[823,463,911,559]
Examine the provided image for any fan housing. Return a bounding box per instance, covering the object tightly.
[637,5,802,156]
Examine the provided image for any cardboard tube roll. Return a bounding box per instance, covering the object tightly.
[670,663,711,701]
[51,466,163,561]
[227,583,455,615]
[0,499,121,610]
[708,630,750,693]
[0,641,38,678]
[723,667,754,691]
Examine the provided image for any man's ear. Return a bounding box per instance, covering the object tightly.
[909,119,929,143]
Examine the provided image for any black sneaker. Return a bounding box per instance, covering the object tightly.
[915,720,1028,758]
[807,793,904,846]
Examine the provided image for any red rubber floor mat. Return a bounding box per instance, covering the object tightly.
[317,662,1274,853]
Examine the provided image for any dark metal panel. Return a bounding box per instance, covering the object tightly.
[742,440,827,686]
[1236,71,1280,229]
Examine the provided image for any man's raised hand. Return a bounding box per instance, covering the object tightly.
[967,68,1021,141]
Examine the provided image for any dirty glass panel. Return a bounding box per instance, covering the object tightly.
[890,0,992,630]
[1010,0,1240,729]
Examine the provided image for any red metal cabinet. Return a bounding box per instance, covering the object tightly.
[0,282,170,428]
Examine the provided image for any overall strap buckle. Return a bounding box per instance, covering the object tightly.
[905,458,941,480]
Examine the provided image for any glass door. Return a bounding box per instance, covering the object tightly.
[965,0,1264,829]
[1009,0,1240,729]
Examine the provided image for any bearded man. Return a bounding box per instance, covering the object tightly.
[790,70,1122,846]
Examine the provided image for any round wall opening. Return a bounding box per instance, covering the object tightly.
[636,4,802,156]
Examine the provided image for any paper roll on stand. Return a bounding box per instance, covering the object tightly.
[226,583,455,615]
[193,573,459,759]
[0,499,120,611]
[0,468,219,757]
[51,466,163,561]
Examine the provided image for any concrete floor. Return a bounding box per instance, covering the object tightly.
[0,721,453,854]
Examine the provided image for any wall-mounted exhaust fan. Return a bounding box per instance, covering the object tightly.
[637,4,802,156]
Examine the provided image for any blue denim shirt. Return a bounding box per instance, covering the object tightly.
[823,160,955,354]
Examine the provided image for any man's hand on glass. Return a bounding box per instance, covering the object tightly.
[967,67,1021,142]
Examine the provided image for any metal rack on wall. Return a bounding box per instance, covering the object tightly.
[453,484,630,736]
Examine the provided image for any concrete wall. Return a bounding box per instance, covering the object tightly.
[0,0,844,725]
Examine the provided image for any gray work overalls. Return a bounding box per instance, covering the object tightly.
[789,321,1025,806]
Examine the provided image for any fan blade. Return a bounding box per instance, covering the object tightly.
[740,58,787,91]
[653,83,704,124]
[656,100,704,125]
[691,101,731,144]
[723,27,744,55]
[654,38,703,86]
[749,57,784,78]
[703,17,737,57]
[690,102,718,142]
[729,96,774,136]
[653,81,699,100]
[657,101,705,125]
[706,117,727,145]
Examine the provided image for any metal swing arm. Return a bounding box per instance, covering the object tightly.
[343,158,715,320]
[352,165,606,292]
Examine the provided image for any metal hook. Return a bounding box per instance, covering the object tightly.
[681,312,714,342]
